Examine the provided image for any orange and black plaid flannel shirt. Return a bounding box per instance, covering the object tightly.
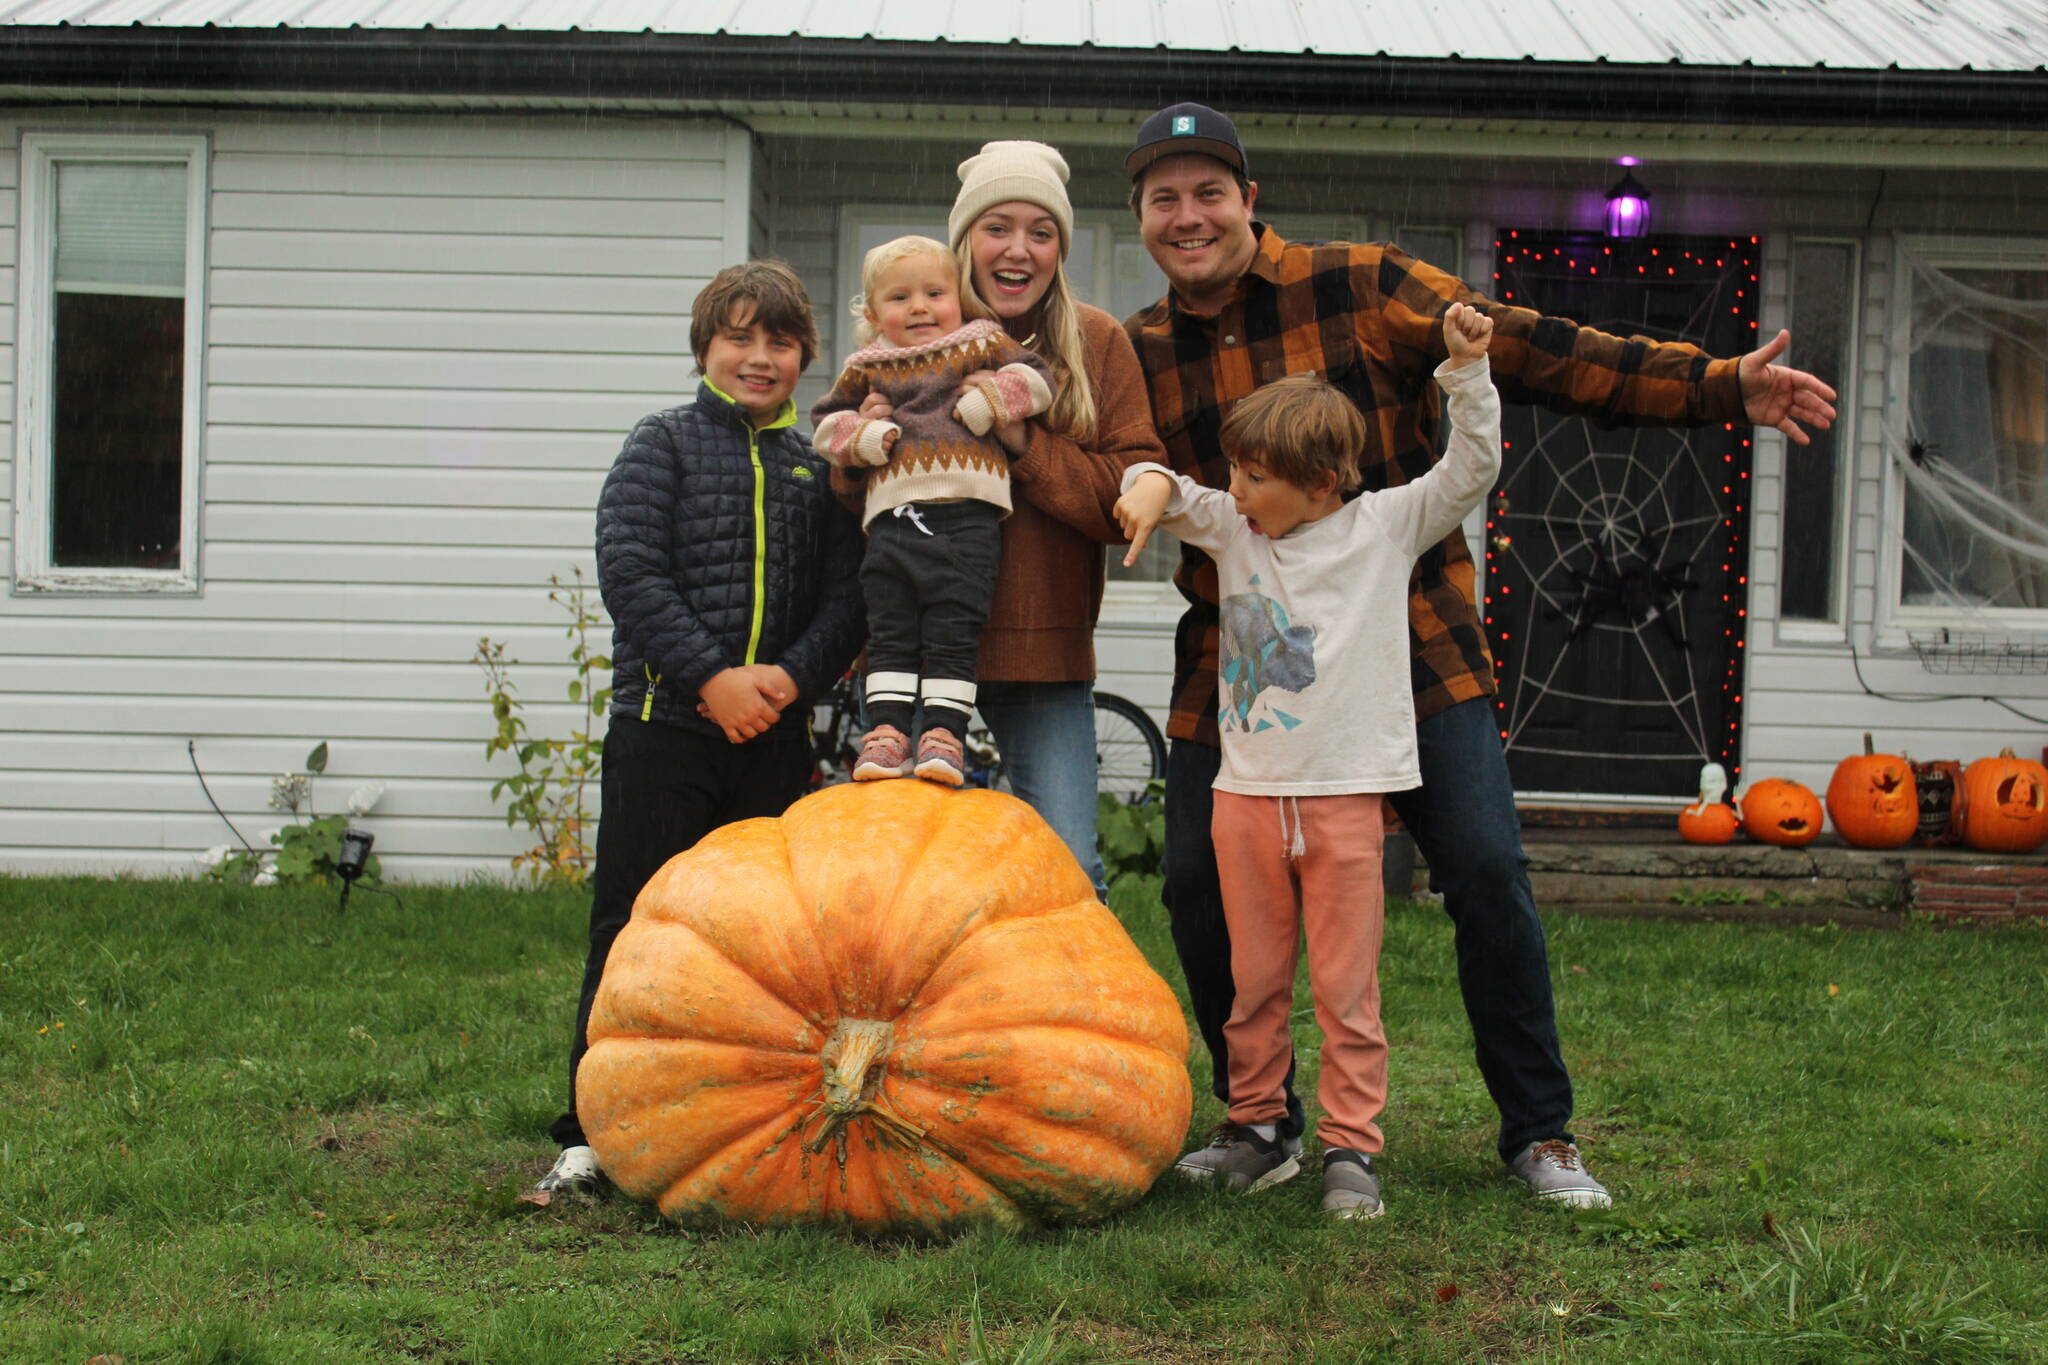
[1126,224,1748,747]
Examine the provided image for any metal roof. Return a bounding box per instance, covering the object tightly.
[5,0,2047,73]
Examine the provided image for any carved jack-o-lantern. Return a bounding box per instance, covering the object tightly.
[1741,778,1823,848]
[1825,734,1918,850]
[1958,748,2048,855]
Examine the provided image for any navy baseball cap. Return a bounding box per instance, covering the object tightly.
[1125,102,1249,181]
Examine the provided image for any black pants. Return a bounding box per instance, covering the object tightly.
[860,500,1002,733]
[547,714,811,1149]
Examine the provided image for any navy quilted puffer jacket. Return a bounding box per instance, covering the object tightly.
[597,382,865,737]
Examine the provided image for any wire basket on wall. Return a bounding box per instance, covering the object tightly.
[1908,630,2048,676]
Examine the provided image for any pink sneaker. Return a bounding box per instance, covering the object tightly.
[913,727,966,787]
[852,724,912,781]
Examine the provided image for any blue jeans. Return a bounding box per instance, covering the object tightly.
[978,680,1108,896]
[1161,697,1572,1160]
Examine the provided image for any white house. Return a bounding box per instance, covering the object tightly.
[4,1,2047,877]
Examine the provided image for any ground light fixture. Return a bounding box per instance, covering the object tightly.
[337,828,374,911]
[1604,164,1653,240]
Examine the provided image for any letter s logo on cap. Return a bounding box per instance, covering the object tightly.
[1173,116,1195,135]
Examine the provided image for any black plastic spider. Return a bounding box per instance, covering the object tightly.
[1551,536,1700,650]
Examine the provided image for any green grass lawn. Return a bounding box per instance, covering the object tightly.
[2,872,2045,1364]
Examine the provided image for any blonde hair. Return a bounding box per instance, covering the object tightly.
[953,236,1098,442]
[1219,374,1366,493]
[850,235,985,346]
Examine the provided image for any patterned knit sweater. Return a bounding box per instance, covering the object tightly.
[810,319,1055,529]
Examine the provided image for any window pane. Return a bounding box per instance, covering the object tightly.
[52,291,185,568]
[1781,241,1852,619]
[1904,266,2048,609]
[56,162,187,294]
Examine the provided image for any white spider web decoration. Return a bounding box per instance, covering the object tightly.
[1485,232,1753,793]
[1494,425,1731,768]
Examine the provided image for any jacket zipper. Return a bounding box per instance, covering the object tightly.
[744,424,767,666]
[641,662,660,722]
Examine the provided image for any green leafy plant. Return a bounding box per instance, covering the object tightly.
[205,742,384,886]
[1096,781,1165,890]
[474,569,611,886]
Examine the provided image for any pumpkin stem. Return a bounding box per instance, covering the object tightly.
[802,1018,928,1156]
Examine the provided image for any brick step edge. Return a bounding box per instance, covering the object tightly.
[1909,863,2048,919]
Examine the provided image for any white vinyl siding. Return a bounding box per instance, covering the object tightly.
[1,109,746,878]
[1742,230,2048,798]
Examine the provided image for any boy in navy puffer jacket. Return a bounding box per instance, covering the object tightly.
[534,260,865,1198]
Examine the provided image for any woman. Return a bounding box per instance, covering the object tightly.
[947,140,1166,890]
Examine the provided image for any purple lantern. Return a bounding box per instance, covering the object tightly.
[1604,167,1652,239]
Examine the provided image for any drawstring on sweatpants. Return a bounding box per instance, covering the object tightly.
[1277,797,1307,859]
[892,503,934,536]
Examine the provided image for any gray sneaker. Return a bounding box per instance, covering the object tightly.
[1508,1139,1612,1209]
[1321,1148,1385,1220]
[1173,1124,1301,1192]
[532,1143,606,1198]
[1174,1124,1304,1185]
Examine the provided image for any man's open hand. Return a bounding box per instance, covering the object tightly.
[1739,329,1838,446]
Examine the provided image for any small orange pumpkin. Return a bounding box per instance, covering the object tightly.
[1742,777,1823,847]
[1679,801,1740,844]
[1958,748,2048,854]
[577,781,1192,1237]
[1825,734,1918,849]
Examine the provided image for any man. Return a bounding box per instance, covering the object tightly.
[1122,102,1836,1208]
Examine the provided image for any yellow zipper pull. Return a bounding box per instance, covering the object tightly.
[642,662,661,722]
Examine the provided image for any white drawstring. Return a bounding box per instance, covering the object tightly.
[892,503,934,536]
[1277,796,1307,859]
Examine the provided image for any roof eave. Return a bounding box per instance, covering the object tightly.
[1,27,2044,129]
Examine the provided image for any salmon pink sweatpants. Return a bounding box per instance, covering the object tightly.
[1213,789,1388,1154]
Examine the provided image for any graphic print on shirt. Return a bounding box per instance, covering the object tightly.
[1219,576,1318,733]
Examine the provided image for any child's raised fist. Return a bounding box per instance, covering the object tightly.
[1443,302,1493,368]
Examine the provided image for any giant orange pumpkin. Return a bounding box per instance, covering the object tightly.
[1742,778,1823,847]
[578,781,1192,1237]
[1825,734,1918,849]
[1958,748,2048,854]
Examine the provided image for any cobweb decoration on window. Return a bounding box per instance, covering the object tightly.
[1900,254,2048,612]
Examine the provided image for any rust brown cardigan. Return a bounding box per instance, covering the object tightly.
[978,302,1165,682]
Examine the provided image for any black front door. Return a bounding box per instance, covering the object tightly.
[1485,231,1756,799]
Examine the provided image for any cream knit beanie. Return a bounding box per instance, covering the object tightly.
[948,140,1074,256]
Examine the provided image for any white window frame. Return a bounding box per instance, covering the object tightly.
[13,131,209,595]
[1881,234,2048,641]
[1775,235,1862,642]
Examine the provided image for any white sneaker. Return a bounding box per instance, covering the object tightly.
[1507,1139,1611,1209]
[532,1144,605,1197]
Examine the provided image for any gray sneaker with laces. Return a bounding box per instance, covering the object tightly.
[1174,1124,1304,1184]
[1172,1124,1301,1192]
[1508,1139,1611,1208]
[1321,1147,1385,1220]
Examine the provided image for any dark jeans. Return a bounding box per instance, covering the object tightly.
[860,500,1002,732]
[1161,697,1573,1160]
[547,714,811,1149]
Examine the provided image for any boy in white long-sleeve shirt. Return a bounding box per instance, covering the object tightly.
[1114,302,1500,1220]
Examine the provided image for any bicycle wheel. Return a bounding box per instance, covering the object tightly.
[1093,692,1167,803]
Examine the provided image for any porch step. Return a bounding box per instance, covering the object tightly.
[1396,826,2048,922]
